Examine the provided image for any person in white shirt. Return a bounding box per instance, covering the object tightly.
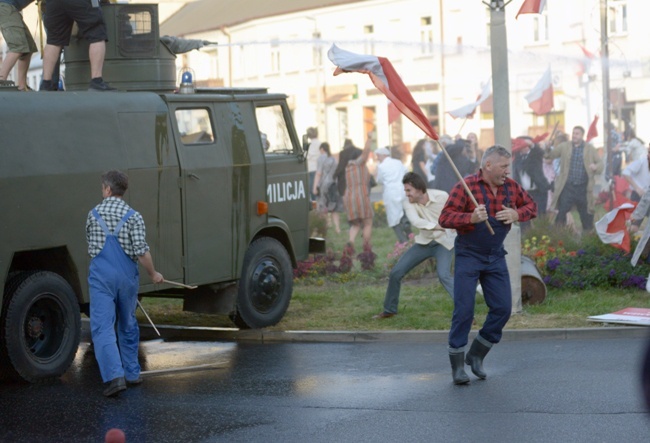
[305,127,321,202]
[376,146,411,243]
[622,144,650,201]
[373,172,455,319]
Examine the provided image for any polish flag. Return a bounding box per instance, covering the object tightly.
[448,79,492,119]
[525,67,554,115]
[516,0,547,19]
[586,115,599,142]
[328,44,438,140]
[595,203,635,254]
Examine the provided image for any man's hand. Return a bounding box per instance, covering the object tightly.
[496,206,519,225]
[150,271,164,284]
[589,163,598,172]
[471,204,488,224]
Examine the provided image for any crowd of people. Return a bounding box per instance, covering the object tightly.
[308,121,646,384]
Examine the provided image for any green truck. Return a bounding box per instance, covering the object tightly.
[0,2,321,382]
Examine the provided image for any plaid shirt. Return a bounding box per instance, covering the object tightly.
[86,197,149,260]
[439,170,537,235]
[568,142,588,185]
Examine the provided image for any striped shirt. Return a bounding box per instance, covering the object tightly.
[86,197,149,260]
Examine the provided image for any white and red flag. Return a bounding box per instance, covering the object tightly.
[447,79,492,119]
[586,114,599,142]
[525,67,554,115]
[516,0,547,19]
[327,44,438,140]
[595,202,636,254]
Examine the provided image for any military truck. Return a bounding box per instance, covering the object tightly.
[0,2,321,382]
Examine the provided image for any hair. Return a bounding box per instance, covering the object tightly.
[573,125,585,136]
[319,142,331,156]
[481,145,511,168]
[402,171,427,193]
[343,138,355,150]
[413,139,426,156]
[390,145,402,160]
[101,170,129,196]
[307,127,318,138]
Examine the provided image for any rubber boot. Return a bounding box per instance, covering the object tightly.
[465,337,492,379]
[449,351,470,385]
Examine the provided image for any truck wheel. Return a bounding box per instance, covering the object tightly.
[231,237,293,329]
[0,271,81,382]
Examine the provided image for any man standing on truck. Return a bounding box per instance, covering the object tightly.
[40,0,114,91]
[0,0,37,91]
[86,170,163,397]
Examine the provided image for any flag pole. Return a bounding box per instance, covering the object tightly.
[547,120,560,147]
[433,139,495,235]
[456,117,469,137]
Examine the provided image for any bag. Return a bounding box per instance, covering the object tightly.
[327,182,339,203]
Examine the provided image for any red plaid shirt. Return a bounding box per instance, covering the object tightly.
[439,170,537,235]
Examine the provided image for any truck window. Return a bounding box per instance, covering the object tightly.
[255,105,293,155]
[175,108,215,144]
[118,6,156,56]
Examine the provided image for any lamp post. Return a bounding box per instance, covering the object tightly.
[487,0,522,313]
[305,16,323,137]
[600,0,612,176]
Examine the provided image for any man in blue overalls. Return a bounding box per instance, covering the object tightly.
[86,170,163,397]
[440,145,536,384]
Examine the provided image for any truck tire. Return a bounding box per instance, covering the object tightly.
[231,237,293,329]
[0,271,81,382]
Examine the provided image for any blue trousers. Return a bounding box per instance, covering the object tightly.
[383,241,454,314]
[89,209,141,383]
[448,246,511,349]
[89,263,141,383]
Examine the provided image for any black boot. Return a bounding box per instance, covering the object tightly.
[465,337,492,379]
[449,351,470,385]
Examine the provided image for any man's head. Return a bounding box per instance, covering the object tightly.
[571,126,585,144]
[307,127,318,139]
[481,145,511,187]
[101,170,128,197]
[402,172,427,203]
[375,147,390,163]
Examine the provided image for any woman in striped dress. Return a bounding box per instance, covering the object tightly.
[344,133,374,247]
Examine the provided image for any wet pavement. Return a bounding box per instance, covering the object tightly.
[1,331,649,442]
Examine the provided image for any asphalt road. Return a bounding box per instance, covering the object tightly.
[1,330,649,442]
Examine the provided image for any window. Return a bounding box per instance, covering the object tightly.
[336,107,348,151]
[532,12,549,43]
[608,1,628,35]
[255,105,294,155]
[270,38,281,74]
[420,16,434,54]
[363,24,375,55]
[420,104,439,133]
[175,109,215,144]
[118,7,156,57]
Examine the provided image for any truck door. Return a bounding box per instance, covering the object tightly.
[255,101,309,258]
[170,105,232,284]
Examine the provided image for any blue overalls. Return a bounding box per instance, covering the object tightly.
[89,209,141,383]
[448,183,512,350]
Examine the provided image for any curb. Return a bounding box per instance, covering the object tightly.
[82,319,649,344]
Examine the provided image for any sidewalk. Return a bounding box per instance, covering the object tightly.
[82,318,649,344]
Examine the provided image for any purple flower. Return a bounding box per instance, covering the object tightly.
[546,258,560,271]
